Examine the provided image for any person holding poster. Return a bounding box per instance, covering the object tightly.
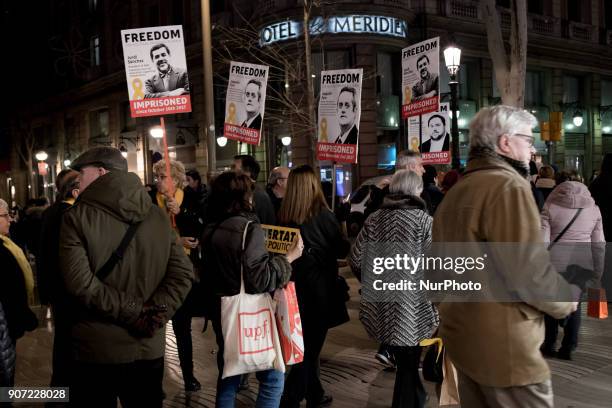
[334,87,359,144]
[144,43,190,98]
[421,114,450,153]
[241,80,263,129]
[412,55,439,101]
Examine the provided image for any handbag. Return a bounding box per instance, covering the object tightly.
[274,282,305,365]
[587,287,608,319]
[420,337,444,384]
[220,220,285,379]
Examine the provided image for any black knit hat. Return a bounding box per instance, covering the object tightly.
[70,147,128,172]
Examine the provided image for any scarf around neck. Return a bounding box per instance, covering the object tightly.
[1,235,35,305]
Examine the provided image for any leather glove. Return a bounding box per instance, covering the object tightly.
[560,264,596,292]
[130,303,168,338]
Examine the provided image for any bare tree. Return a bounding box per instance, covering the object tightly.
[14,122,36,199]
[481,0,528,107]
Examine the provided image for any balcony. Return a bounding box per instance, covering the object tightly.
[567,21,597,43]
[528,14,561,37]
[445,0,480,21]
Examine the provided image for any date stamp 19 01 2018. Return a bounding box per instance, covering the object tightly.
[0,387,69,402]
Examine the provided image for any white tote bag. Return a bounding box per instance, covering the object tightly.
[221,220,285,379]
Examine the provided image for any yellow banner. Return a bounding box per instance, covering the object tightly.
[261,224,300,254]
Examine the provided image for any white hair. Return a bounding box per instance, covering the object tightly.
[0,199,8,212]
[469,105,538,150]
[389,170,423,196]
[395,150,421,171]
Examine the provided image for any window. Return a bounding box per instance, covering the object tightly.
[525,70,545,106]
[121,102,136,132]
[567,0,581,22]
[563,76,580,103]
[496,0,510,7]
[528,0,544,14]
[89,109,110,144]
[606,0,612,29]
[90,36,100,67]
[89,0,98,13]
[172,0,184,25]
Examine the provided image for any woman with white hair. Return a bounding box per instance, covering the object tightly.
[349,170,438,408]
[0,198,37,386]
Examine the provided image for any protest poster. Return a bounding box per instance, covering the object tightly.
[316,68,363,163]
[407,102,451,165]
[121,25,191,118]
[401,37,440,119]
[223,61,269,145]
[261,225,300,254]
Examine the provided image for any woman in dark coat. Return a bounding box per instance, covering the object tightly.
[278,165,350,408]
[201,172,302,407]
[0,199,37,386]
[0,302,16,387]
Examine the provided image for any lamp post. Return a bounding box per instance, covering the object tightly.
[444,45,462,169]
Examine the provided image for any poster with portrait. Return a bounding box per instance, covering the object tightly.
[223,61,269,145]
[316,68,363,163]
[407,102,451,165]
[401,37,440,119]
[121,25,191,118]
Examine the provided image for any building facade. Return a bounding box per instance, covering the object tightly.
[2,0,612,205]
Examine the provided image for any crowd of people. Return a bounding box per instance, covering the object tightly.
[0,105,610,408]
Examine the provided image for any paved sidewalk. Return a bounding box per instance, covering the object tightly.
[14,276,612,407]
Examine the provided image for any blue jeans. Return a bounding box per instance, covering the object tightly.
[216,369,284,408]
[212,316,284,407]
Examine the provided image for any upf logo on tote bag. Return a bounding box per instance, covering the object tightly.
[239,308,275,354]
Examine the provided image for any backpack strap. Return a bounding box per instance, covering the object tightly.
[96,222,142,281]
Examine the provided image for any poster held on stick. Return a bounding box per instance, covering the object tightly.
[401,37,440,119]
[316,68,363,164]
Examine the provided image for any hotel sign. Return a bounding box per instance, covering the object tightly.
[259,15,407,46]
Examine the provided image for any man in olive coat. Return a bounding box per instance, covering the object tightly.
[433,106,580,407]
[59,147,193,407]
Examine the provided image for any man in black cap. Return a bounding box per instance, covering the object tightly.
[59,146,193,407]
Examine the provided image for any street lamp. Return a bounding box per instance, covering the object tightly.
[281,136,291,146]
[572,110,584,127]
[63,159,71,167]
[35,151,48,161]
[149,126,164,139]
[444,44,462,169]
[216,136,228,147]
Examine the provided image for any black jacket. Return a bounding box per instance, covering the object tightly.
[286,209,350,328]
[421,134,450,153]
[201,213,291,298]
[0,302,16,386]
[0,245,37,341]
[254,186,276,225]
[38,201,72,306]
[590,173,612,241]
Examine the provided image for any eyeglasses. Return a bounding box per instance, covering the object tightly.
[513,133,535,147]
[0,213,11,220]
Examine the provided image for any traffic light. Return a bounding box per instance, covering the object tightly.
[540,121,550,141]
[549,112,563,142]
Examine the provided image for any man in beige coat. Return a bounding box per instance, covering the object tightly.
[433,106,579,407]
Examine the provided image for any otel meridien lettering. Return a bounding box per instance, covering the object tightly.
[259,15,407,46]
